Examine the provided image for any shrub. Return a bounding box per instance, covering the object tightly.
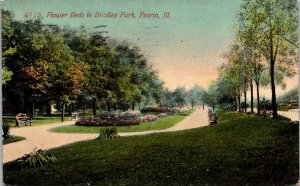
[240,102,249,110]
[2,121,11,139]
[13,148,57,169]
[97,127,118,140]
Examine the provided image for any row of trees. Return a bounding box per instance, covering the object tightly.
[160,85,205,109]
[202,0,298,118]
[2,10,206,119]
[2,10,164,118]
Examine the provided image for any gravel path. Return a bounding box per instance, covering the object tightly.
[3,107,209,163]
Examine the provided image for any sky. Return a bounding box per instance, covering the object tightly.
[2,0,298,97]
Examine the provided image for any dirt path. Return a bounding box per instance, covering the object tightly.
[119,107,209,136]
[278,110,299,121]
[3,107,209,163]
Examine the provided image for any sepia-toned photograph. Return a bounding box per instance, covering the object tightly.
[2,0,299,185]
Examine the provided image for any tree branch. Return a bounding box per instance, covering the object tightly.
[280,36,299,48]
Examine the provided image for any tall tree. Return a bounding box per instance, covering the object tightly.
[237,0,298,118]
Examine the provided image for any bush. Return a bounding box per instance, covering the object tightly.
[12,148,57,169]
[240,102,249,110]
[2,121,11,139]
[97,127,118,140]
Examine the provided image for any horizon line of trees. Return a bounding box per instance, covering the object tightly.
[202,0,298,118]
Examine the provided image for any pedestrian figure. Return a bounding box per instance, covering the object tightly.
[208,108,213,122]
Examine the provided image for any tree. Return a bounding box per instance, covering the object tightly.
[188,85,205,109]
[1,10,14,85]
[237,0,298,118]
[201,83,218,111]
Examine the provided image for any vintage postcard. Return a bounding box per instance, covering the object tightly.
[2,0,299,185]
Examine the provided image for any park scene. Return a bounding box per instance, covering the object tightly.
[2,0,299,185]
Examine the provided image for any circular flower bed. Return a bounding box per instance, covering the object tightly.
[75,117,141,126]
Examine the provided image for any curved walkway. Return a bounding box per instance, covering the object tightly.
[3,107,209,163]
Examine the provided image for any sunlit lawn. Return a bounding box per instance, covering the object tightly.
[4,110,298,185]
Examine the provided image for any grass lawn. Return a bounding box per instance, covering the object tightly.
[4,110,298,185]
[3,136,26,145]
[3,116,71,127]
[51,110,194,133]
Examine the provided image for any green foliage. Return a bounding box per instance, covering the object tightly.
[97,127,118,140]
[13,148,57,169]
[2,9,165,114]
[2,121,11,139]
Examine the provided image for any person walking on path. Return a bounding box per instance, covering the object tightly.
[208,108,213,122]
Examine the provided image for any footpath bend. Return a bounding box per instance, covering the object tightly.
[3,107,209,163]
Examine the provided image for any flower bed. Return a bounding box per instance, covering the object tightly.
[140,114,158,122]
[100,111,140,120]
[75,117,141,126]
[157,113,168,118]
[140,107,172,113]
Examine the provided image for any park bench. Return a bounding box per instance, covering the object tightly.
[208,109,218,125]
[71,112,83,120]
[16,113,32,127]
[209,114,219,125]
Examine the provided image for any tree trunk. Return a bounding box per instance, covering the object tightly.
[238,95,241,112]
[72,103,74,113]
[234,97,237,111]
[270,61,278,118]
[83,99,86,117]
[255,81,260,115]
[46,103,51,116]
[132,102,135,111]
[250,79,254,113]
[61,103,65,122]
[107,100,111,112]
[31,102,35,119]
[93,99,96,116]
[68,104,71,116]
[244,90,247,113]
